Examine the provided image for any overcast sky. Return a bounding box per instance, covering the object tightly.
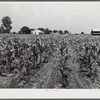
[0,2,100,34]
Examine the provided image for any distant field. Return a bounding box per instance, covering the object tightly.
[0,33,100,42]
[0,34,100,88]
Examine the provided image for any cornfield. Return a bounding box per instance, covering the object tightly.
[0,34,100,88]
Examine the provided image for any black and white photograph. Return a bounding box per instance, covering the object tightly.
[0,1,100,89]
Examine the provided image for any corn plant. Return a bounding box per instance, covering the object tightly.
[77,43,99,81]
[58,40,72,88]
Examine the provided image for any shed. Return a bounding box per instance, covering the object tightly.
[91,29,100,35]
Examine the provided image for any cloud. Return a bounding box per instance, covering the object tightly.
[11,4,30,16]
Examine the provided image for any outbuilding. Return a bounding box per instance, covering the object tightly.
[91,29,100,35]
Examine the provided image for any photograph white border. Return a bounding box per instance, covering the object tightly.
[0,1,100,99]
[0,89,100,98]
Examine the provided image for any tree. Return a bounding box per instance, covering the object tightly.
[20,26,31,34]
[64,30,69,34]
[5,26,12,33]
[1,16,12,33]
[59,30,63,35]
[38,28,44,31]
[44,28,51,34]
[81,31,84,35]
[49,30,52,33]
[53,30,58,33]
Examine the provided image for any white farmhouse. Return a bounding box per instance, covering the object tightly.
[31,30,44,35]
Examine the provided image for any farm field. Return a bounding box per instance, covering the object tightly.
[0,34,100,88]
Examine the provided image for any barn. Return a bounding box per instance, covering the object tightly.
[91,29,100,35]
[31,30,44,35]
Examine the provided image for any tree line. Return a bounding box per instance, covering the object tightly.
[0,16,85,35]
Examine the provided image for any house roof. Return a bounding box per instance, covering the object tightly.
[33,30,43,32]
[92,29,100,31]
